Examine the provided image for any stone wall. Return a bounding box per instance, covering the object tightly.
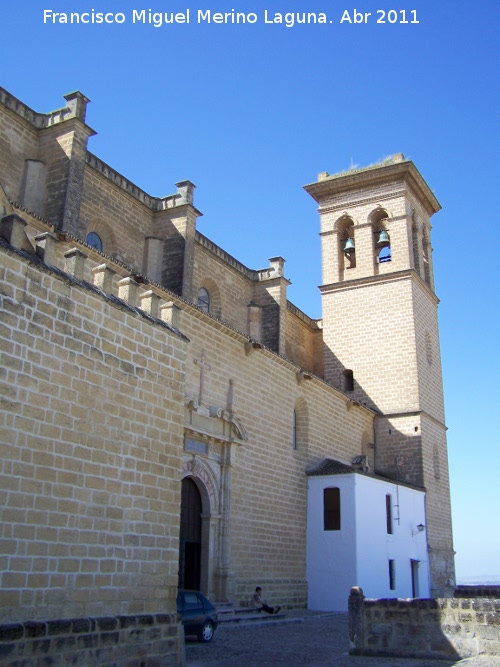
[285,302,323,377]
[0,613,183,667]
[348,587,500,660]
[0,89,41,207]
[0,205,376,623]
[0,218,187,664]
[457,586,500,598]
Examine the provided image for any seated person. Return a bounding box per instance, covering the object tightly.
[252,586,281,614]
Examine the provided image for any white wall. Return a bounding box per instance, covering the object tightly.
[354,475,430,600]
[307,474,357,611]
[306,470,430,611]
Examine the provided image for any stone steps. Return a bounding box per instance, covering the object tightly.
[215,604,286,625]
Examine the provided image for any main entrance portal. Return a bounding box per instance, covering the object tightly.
[179,477,202,590]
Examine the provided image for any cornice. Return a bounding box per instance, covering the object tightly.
[320,269,440,305]
[304,160,441,217]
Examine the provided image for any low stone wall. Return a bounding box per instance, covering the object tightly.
[348,586,500,660]
[0,613,184,667]
[456,585,500,598]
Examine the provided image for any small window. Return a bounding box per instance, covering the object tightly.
[86,232,103,252]
[386,494,393,534]
[411,559,420,597]
[324,487,341,531]
[292,410,297,449]
[342,369,354,392]
[197,287,210,313]
[389,560,396,590]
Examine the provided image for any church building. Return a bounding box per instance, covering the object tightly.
[0,87,455,665]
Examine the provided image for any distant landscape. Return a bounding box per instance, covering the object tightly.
[457,575,500,585]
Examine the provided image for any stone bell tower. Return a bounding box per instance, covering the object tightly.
[304,154,455,597]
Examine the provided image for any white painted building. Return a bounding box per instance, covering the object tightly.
[306,459,430,611]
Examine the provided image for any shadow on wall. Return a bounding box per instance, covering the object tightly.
[322,339,427,488]
[348,587,460,660]
[348,586,500,661]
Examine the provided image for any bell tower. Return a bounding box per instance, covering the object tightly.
[305,154,455,597]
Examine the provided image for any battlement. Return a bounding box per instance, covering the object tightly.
[0,87,91,128]
[286,301,322,330]
[196,232,291,284]
[86,152,194,212]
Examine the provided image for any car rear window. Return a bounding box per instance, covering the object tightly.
[183,592,202,610]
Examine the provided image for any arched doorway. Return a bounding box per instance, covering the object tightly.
[179,477,202,590]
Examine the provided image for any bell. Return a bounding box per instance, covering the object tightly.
[343,237,355,254]
[377,230,390,247]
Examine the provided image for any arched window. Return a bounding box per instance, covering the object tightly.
[197,287,210,313]
[85,221,116,258]
[86,231,103,252]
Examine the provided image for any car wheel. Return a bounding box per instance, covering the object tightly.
[198,621,214,643]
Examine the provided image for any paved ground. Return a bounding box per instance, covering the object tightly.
[185,612,500,667]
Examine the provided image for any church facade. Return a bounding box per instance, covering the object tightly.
[0,87,454,664]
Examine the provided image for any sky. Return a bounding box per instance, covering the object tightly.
[1,0,499,583]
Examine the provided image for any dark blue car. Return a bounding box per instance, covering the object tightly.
[177,589,219,642]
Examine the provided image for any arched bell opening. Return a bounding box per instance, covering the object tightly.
[336,215,356,278]
[370,208,391,270]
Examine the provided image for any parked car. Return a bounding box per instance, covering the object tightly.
[176,589,219,642]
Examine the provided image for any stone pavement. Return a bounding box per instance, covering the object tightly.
[185,611,500,667]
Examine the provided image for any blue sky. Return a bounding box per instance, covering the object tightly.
[1,0,499,582]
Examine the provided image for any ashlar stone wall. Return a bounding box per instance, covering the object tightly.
[0,91,40,205]
[349,587,500,660]
[176,296,374,608]
[0,221,188,664]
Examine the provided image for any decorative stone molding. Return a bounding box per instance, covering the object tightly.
[185,397,247,444]
[244,340,262,356]
[296,369,313,385]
